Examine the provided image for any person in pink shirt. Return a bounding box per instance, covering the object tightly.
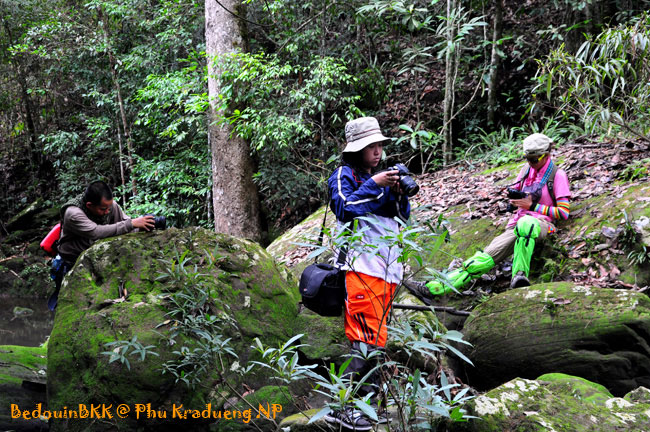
[407,133,571,301]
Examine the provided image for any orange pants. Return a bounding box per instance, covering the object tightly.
[344,272,397,348]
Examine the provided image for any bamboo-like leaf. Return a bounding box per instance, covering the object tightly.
[355,400,378,421]
[281,334,304,352]
[440,369,450,400]
[307,407,331,424]
[440,342,474,366]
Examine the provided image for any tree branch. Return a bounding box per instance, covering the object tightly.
[392,303,471,316]
[211,0,273,28]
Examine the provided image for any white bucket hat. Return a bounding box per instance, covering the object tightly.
[523,133,553,156]
[343,117,390,152]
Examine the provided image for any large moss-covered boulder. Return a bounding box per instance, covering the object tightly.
[451,374,650,431]
[47,228,308,432]
[462,282,650,395]
[562,182,650,287]
[267,205,335,280]
[0,344,48,431]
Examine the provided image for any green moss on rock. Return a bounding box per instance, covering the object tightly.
[0,344,48,431]
[47,228,309,432]
[451,377,650,432]
[536,373,613,405]
[463,282,650,396]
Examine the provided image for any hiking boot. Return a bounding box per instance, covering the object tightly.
[370,401,390,424]
[403,280,434,305]
[511,271,531,288]
[375,410,391,424]
[324,408,373,431]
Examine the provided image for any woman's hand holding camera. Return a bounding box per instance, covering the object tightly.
[372,170,399,188]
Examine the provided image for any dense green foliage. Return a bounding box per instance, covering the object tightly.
[1,0,209,227]
[2,0,650,232]
[533,13,650,139]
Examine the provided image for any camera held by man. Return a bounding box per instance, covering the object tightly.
[145,214,167,230]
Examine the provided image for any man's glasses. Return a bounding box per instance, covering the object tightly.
[525,153,545,164]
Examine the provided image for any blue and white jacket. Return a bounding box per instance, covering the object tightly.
[327,164,410,284]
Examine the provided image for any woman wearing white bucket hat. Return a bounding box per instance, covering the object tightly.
[324,116,410,429]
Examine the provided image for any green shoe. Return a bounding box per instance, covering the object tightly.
[425,280,454,296]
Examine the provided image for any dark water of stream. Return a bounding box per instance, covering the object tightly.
[0,297,54,346]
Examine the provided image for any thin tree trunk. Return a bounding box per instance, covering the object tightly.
[487,0,503,127]
[16,67,39,169]
[115,116,126,207]
[205,0,263,242]
[3,19,40,172]
[442,0,455,166]
[320,0,326,163]
[206,132,212,224]
[101,11,137,196]
[414,70,424,171]
[109,60,137,196]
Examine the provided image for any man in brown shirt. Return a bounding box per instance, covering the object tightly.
[49,181,154,309]
[58,181,154,263]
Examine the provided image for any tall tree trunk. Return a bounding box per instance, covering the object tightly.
[109,60,137,197]
[487,0,503,127]
[205,0,262,242]
[442,0,455,166]
[15,66,39,169]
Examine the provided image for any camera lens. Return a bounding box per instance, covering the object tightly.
[399,176,419,197]
[154,216,166,230]
[392,163,419,197]
[145,214,167,230]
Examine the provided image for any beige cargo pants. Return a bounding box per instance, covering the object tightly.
[483,219,554,264]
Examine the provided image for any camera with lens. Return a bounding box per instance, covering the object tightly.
[145,214,167,230]
[507,188,527,200]
[387,163,420,197]
[505,188,528,212]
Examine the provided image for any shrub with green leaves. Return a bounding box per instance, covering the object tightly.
[124,57,212,228]
[461,117,573,167]
[532,13,650,139]
[215,52,362,224]
[272,210,475,429]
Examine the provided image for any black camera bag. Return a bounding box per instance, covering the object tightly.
[298,195,349,317]
[299,262,345,316]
